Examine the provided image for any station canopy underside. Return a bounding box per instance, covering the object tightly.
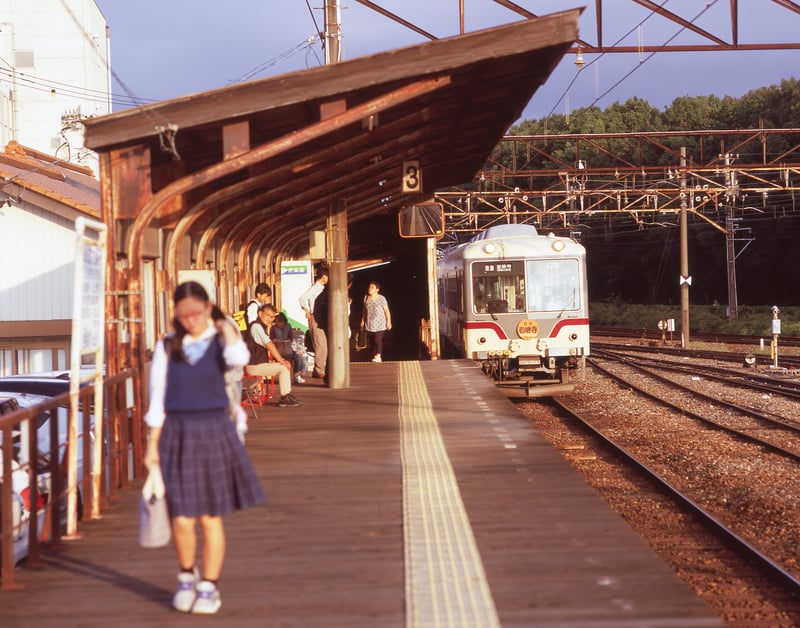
[83,9,579,266]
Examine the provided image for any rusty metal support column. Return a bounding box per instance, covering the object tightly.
[328,199,349,389]
[99,152,120,377]
[426,237,441,359]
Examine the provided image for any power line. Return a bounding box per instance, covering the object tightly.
[544,0,719,121]
[589,1,719,108]
[227,37,321,85]
[0,66,152,108]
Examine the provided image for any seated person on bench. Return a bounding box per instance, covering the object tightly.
[245,304,302,408]
[270,311,307,384]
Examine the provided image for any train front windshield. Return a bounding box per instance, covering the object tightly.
[472,261,525,313]
[525,259,581,313]
[472,258,582,314]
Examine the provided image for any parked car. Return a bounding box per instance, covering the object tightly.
[0,396,47,565]
[0,375,94,564]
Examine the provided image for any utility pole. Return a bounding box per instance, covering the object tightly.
[680,147,690,346]
[725,209,739,321]
[324,0,341,65]
[723,152,740,321]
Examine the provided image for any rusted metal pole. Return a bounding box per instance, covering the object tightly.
[426,237,441,359]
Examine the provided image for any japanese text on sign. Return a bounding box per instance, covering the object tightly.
[78,243,104,352]
[482,263,513,273]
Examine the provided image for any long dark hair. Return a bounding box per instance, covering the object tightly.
[167,281,211,361]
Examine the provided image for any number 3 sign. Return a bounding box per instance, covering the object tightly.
[402,160,421,193]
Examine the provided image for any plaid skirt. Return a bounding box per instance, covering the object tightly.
[159,409,265,517]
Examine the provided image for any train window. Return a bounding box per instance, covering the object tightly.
[440,274,462,312]
[471,261,525,313]
[526,259,581,312]
[448,280,462,312]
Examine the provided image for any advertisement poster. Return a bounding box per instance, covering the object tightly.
[280,260,313,331]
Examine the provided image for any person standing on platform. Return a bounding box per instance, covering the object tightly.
[246,282,272,324]
[362,280,392,363]
[144,281,265,615]
[299,266,329,379]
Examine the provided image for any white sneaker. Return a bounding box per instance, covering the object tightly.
[173,569,198,613]
[295,373,306,384]
[192,580,221,614]
[372,355,382,363]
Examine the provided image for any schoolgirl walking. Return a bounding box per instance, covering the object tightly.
[144,281,265,614]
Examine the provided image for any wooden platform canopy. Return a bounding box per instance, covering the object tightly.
[82,9,579,377]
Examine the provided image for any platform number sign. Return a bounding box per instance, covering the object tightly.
[402,160,421,193]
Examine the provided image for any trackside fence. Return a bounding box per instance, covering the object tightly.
[0,369,143,589]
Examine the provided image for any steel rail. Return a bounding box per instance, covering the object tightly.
[593,347,800,403]
[551,397,800,594]
[587,357,800,463]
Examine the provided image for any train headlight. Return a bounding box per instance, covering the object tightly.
[551,239,566,252]
[569,333,578,341]
[483,242,496,254]
[536,339,547,352]
[477,336,487,345]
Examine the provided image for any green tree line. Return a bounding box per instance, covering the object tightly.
[488,78,800,178]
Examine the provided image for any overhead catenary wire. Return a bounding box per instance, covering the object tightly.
[590,1,719,108]
[227,0,325,85]
[544,0,719,122]
[227,37,321,85]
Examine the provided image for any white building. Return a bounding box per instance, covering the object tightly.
[0,0,110,177]
[0,141,100,375]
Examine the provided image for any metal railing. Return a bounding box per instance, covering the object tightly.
[0,369,143,589]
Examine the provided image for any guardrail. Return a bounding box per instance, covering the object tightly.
[0,369,143,589]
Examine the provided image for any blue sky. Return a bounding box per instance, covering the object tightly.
[94,1,799,123]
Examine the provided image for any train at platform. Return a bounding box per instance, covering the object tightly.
[437,223,589,397]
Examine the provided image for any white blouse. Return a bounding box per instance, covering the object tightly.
[144,321,249,428]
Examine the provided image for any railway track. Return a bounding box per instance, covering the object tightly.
[590,349,800,457]
[594,345,800,398]
[592,336,800,371]
[516,356,800,625]
[592,326,800,349]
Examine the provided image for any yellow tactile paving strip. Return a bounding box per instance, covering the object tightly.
[398,361,501,628]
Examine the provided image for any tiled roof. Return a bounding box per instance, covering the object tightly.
[0,141,100,218]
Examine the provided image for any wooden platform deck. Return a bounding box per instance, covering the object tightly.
[1,360,723,627]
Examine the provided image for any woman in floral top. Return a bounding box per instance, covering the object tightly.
[361,281,392,363]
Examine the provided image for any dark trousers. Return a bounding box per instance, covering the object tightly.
[368,329,385,357]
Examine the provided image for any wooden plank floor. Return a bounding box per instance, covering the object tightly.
[0,360,723,627]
